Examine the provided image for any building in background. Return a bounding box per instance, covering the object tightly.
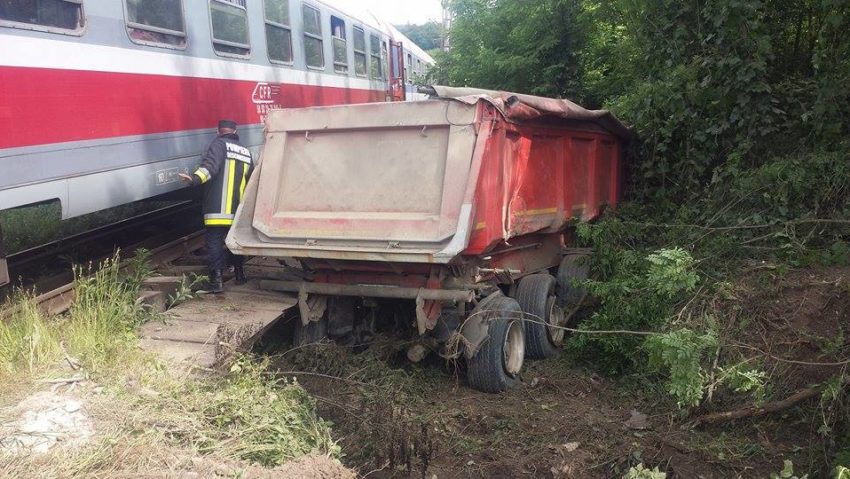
[441,0,452,51]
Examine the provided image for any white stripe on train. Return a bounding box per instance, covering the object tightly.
[0,34,379,90]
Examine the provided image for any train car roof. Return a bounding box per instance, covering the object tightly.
[386,23,435,64]
[317,0,435,64]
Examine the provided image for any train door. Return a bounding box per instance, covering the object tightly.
[389,40,406,101]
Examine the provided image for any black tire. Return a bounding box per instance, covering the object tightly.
[556,254,589,308]
[292,317,328,347]
[466,295,525,393]
[516,274,564,359]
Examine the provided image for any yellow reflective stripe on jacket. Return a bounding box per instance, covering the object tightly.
[225,159,237,214]
[194,167,211,184]
[204,218,234,226]
[240,170,247,199]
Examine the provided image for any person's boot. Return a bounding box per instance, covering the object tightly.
[234,265,247,285]
[199,269,224,294]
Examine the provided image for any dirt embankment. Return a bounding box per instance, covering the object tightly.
[271,266,849,478]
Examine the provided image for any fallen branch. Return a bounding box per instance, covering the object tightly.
[692,381,839,427]
[60,341,81,371]
[623,218,850,232]
[277,370,374,387]
[730,342,850,367]
[40,376,85,384]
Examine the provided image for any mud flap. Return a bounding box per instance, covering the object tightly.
[298,285,327,326]
[460,291,504,359]
[415,294,443,335]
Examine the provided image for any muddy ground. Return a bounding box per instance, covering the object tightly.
[264,266,849,478]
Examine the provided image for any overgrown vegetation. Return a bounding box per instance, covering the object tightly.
[0,253,151,377]
[437,0,850,474]
[119,356,339,469]
[0,253,337,476]
[396,21,443,52]
[274,338,444,475]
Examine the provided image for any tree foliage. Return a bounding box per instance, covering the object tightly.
[440,5,850,470]
[435,0,586,97]
[395,21,443,51]
[439,0,850,202]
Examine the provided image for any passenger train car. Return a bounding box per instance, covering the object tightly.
[0,0,434,285]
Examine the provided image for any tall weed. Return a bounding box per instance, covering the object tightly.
[0,295,61,377]
[0,252,151,378]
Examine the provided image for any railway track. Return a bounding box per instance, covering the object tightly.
[7,201,198,272]
[2,231,206,319]
[1,201,205,305]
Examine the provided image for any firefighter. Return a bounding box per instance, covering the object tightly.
[179,119,253,294]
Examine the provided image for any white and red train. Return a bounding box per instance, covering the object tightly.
[0,0,432,217]
[0,0,433,284]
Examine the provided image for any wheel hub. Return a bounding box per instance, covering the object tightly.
[503,320,525,377]
[546,295,566,346]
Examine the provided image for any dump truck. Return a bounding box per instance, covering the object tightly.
[227,87,629,393]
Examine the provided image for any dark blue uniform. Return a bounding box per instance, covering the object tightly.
[191,131,253,289]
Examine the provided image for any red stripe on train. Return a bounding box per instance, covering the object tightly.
[0,66,384,149]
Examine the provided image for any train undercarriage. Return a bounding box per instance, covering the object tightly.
[0,224,8,287]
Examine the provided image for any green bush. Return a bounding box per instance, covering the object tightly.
[645,328,717,408]
[569,235,701,374]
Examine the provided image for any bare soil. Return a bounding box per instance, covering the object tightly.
[269,266,850,478]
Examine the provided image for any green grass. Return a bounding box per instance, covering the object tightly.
[0,253,339,476]
[0,294,62,376]
[159,357,340,466]
[0,253,149,378]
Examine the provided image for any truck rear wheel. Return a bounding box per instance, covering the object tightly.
[466,295,525,393]
[516,274,565,359]
[293,317,328,347]
[557,254,589,310]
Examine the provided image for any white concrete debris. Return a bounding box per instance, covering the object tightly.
[0,391,93,455]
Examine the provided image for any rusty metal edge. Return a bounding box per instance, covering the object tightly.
[259,279,474,303]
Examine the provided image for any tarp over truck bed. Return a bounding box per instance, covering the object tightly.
[228,91,628,264]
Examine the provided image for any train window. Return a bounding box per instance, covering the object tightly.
[302,4,323,69]
[125,0,186,48]
[330,15,347,74]
[405,52,411,82]
[264,0,292,63]
[369,34,382,80]
[0,0,84,32]
[353,26,367,77]
[210,0,250,56]
[381,40,388,80]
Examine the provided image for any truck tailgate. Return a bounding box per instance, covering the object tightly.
[248,101,478,257]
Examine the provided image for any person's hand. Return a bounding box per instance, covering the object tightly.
[178,173,194,183]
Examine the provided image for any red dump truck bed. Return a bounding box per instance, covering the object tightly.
[228,88,628,265]
[228,88,629,393]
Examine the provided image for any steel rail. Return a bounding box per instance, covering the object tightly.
[1,231,206,321]
[7,201,198,270]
